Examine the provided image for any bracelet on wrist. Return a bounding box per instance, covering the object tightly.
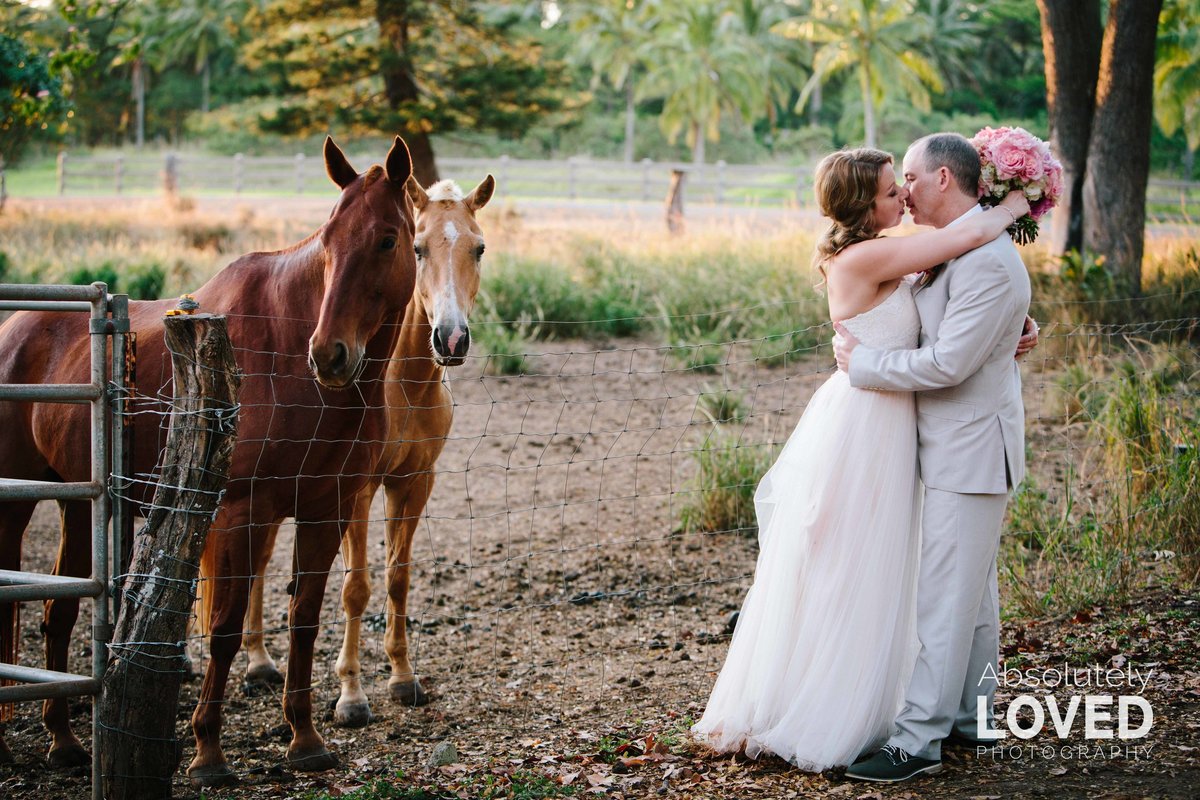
[999,206,1017,225]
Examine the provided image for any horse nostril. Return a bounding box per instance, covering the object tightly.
[432,328,445,355]
[455,328,470,357]
[331,341,349,373]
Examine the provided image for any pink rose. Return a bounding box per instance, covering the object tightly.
[990,138,1031,181]
[1020,156,1045,182]
[1043,160,1064,203]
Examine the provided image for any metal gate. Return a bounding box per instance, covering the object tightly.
[0,283,130,800]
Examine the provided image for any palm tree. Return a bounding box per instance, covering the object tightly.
[569,0,653,163]
[152,0,248,114]
[640,0,761,163]
[1155,0,1200,175]
[732,0,809,133]
[781,0,945,148]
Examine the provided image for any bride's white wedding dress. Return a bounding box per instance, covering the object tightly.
[692,282,923,771]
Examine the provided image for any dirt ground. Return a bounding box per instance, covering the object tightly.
[2,327,1198,800]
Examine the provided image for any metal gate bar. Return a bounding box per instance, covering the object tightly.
[0,281,127,800]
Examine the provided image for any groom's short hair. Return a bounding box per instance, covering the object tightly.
[914,133,980,197]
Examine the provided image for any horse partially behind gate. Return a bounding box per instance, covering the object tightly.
[226,172,495,727]
[0,136,419,786]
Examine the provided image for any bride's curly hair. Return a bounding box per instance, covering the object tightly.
[812,148,894,285]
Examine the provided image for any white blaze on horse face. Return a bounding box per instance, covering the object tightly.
[432,218,467,355]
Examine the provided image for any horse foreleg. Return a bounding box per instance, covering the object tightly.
[282,517,342,772]
[187,508,262,787]
[384,472,434,707]
[0,499,37,765]
[42,500,91,768]
[243,521,284,685]
[334,484,379,728]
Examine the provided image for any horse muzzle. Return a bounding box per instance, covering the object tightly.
[308,338,365,389]
[431,323,470,367]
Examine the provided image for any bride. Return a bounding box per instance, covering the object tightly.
[691,148,1030,770]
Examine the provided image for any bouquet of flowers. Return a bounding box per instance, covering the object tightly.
[970,126,1064,246]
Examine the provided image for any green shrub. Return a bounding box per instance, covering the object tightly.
[695,386,745,425]
[126,263,167,300]
[473,320,529,376]
[66,262,120,292]
[679,432,776,535]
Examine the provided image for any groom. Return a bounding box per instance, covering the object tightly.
[834,132,1032,782]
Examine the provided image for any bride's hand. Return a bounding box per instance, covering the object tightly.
[998,191,1030,221]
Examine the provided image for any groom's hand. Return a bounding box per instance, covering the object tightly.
[833,322,859,372]
[1015,315,1039,359]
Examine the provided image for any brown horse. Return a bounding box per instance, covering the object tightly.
[227,174,495,726]
[0,137,418,785]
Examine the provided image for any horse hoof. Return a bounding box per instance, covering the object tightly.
[334,701,374,728]
[48,743,89,769]
[245,663,285,686]
[389,678,430,707]
[188,762,238,787]
[286,747,338,772]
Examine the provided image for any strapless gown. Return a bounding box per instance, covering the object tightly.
[692,283,923,770]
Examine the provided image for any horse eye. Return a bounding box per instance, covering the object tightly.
[474,244,485,260]
[380,236,397,251]
[414,244,426,259]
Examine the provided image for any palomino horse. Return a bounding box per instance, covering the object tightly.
[0,137,418,785]
[224,174,495,726]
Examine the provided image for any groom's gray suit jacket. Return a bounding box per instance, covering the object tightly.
[848,233,1031,493]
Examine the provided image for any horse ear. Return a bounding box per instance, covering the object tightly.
[385,135,413,185]
[465,174,495,212]
[324,136,359,189]
[406,175,429,211]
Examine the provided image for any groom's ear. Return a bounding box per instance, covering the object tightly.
[936,166,953,193]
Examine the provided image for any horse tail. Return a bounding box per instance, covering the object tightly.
[194,542,214,639]
[0,601,15,722]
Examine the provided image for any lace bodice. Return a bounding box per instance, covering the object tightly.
[837,283,920,350]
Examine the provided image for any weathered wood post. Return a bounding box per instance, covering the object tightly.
[666,169,687,236]
[98,307,240,799]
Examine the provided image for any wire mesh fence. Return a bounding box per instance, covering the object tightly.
[4,294,1198,792]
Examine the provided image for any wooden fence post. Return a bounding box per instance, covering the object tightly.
[57,151,67,195]
[666,169,686,236]
[162,153,179,200]
[97,310,240,800]
[295,152,305,194]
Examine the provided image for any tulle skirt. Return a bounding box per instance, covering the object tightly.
[692,370,922,770]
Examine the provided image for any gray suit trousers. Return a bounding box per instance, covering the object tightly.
[889,487,1008,760]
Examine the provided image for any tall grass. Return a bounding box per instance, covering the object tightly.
[476,229,828,369]
[1004,342,1200,614]
[0,202,303,298]
[678,431,777,535]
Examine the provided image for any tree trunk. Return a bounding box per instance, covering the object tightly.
[378,0,440,186]
[134,58,145,148]
[623,80,635,164]
[860,67,876,149]
[1082,0,1163,291]
[691,121,705,165]
[1036,0,1102,254]
[98,313,240,799]
[201,59,210,115]
[809,81,822,125]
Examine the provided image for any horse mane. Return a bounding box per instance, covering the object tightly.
[363,165,385,188]
[426,180,463,203]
